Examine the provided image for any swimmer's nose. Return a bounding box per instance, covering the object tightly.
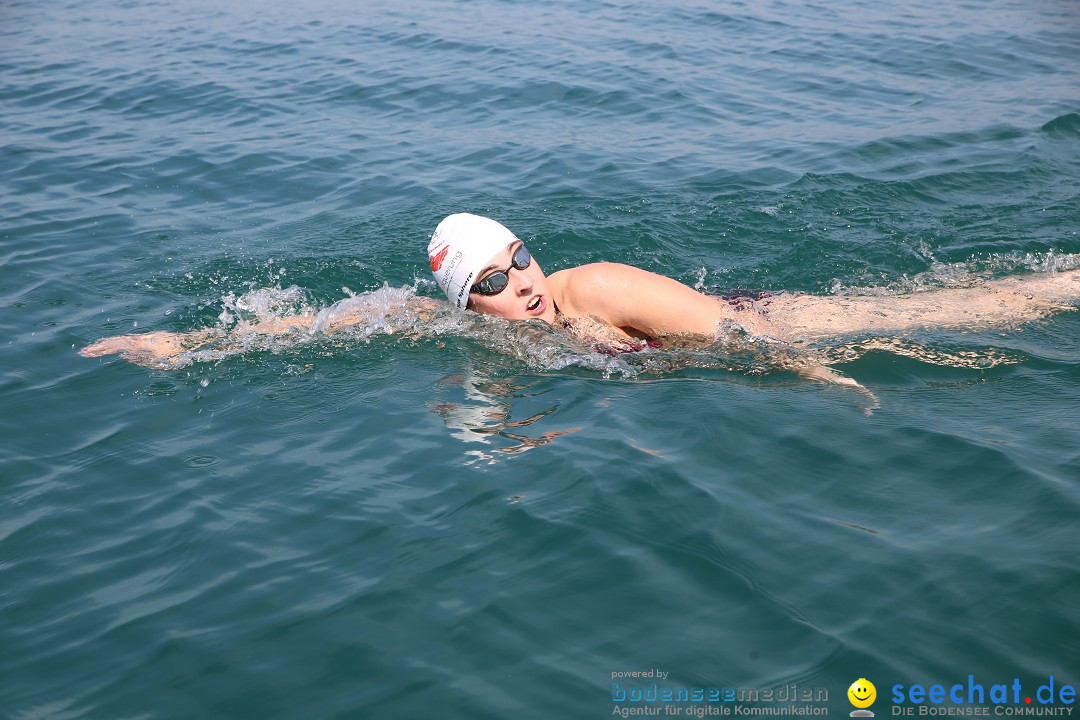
[511,267,533,295]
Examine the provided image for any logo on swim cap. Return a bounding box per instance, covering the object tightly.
[429,244,449,272]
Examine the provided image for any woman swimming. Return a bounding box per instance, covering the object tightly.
[80,213,1080,369]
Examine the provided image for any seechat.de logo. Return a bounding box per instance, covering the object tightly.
[849,678,877,717]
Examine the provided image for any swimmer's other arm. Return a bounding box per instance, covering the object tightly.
[79,295,443,367]
[554,262,728,337]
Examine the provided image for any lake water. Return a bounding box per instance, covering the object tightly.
[2,0,1079,717]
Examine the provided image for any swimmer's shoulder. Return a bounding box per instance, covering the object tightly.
[549,262,638,289]
[548,262,634,316]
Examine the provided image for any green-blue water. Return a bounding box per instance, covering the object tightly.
[2,0,1079,717]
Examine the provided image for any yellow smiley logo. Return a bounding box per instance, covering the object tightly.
[848,678,877,711]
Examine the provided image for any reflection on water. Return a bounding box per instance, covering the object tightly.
[430,364,582,464]
[820,337,1024,369]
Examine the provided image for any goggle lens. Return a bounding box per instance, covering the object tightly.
[471,245,532,296]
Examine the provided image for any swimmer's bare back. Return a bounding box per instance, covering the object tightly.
[757,270,1080,342]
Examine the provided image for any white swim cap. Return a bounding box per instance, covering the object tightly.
[427,213,521,308]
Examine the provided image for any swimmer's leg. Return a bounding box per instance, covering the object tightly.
[997,268,1080,303]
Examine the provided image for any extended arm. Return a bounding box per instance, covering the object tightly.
[80,291,443,367]
[79,314,334,368]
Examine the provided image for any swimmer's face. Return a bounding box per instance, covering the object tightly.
[467,241,557,324]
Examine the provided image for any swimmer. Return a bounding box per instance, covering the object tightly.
[80,213,1080,371]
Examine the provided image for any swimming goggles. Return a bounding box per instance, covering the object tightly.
[470,244,532,296]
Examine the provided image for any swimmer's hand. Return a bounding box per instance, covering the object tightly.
[797,365,880,416]
[797,365,861,388]
[80,330,216,367]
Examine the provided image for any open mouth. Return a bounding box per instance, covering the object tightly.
[526,295,543,312]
